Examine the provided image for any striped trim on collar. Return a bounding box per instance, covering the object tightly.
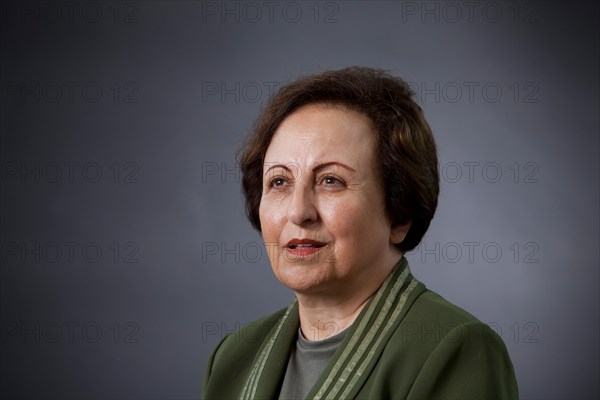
[240,297,298,400]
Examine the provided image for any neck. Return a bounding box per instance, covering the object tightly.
[297,253,404,341]
[297,292,372,341]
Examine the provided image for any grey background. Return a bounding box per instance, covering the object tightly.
[0,1,598,399]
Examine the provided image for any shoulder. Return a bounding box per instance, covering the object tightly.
[391,288,508,353]
[211,306,290,365]
[383,288,519,399]
[384,288,493,355]
[202,306,293,399]
[407,288,481,325]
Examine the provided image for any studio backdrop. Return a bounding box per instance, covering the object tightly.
[0,1,598,399]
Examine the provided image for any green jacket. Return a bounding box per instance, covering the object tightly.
[202,257,519,399]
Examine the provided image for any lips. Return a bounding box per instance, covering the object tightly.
[286,238,326,249]
[285,238,327,257]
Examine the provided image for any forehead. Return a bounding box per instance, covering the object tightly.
[264,104,376,163]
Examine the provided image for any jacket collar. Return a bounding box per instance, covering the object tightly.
[241,256,425,400]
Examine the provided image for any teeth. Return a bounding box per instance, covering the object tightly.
[289,243,323,249]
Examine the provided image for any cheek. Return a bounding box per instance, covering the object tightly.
[320,200,364,239]
[321,198,387,247]
[258,203,271,236]
[259,198,283,242]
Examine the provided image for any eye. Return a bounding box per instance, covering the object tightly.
[323,176,337,185]
[269,177,287,188]
[320,175,345,188]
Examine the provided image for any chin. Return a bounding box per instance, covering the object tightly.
[273,262,333,294]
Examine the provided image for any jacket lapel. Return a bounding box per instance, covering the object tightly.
[307,257,425,399]
[241,299,300,400]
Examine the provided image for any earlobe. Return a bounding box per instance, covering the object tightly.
[390,221,411,245]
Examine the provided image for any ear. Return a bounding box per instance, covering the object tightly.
[390,221,411,245]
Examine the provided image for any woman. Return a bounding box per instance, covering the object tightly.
[202,67,518,399]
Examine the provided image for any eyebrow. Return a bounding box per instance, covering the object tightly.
[264,161,356,176]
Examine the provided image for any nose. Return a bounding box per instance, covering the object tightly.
[287,180,318,226]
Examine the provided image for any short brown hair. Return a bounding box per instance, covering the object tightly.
[238,67,439,252]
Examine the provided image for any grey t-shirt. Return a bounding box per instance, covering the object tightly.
[278,327,349,400]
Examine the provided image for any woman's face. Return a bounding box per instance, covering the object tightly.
[259,104,408,297]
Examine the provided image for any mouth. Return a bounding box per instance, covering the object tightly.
[285,239,327,257]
